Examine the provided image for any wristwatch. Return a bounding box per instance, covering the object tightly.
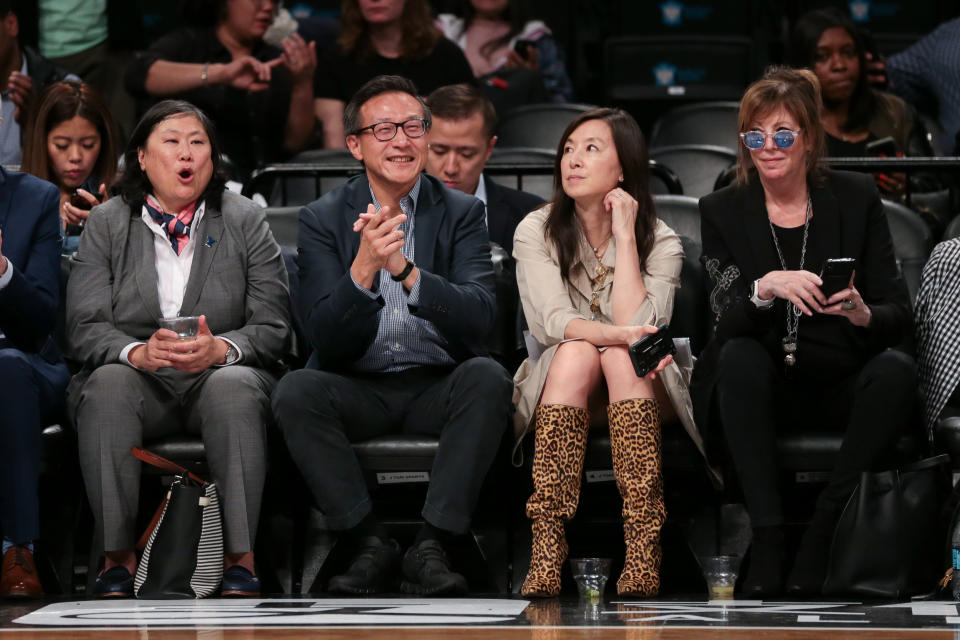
[750,279,775,309]
[391,259,416,282]
[222,343,239,365]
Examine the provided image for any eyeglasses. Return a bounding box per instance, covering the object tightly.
[353,118,428,142]
[740,129,802,150]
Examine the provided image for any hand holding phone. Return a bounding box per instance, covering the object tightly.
[819,258,856,298]
[513,39,536,60]
[628,325,676,378]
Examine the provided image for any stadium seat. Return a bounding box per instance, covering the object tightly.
[264,206,301,248]
[650,101,742,152]
[649,145,737,199]
[882,198,934,304]
[495,103,597,150]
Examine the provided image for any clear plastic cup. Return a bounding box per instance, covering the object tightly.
[701,555,739,601]
[158,315,200,340]
[569,557,611,601]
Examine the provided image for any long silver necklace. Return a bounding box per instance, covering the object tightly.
[767,196,812,368]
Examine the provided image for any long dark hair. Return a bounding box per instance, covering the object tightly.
[454,0,532,59]
[545,108,657,284]
[21,80,118,191]
[789,7,879,134]
[113,100,227,210]
[338,0,442,61]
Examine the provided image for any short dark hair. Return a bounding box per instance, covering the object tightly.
[426,83,497,139]
[343,75,431,137]
[113,100,227,209]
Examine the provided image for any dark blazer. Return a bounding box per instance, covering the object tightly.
[0,167,61,360]
[691,169,912,442]
[484,176,543,256]
[66,191,293,391]
[297,172,496,370]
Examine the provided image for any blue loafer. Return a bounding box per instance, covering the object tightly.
[94,566,134,598]
[221,566,261,597]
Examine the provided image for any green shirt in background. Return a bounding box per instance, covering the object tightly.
[38,0,108,59]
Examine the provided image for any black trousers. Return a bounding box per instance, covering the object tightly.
[272,357,513,534]
[714,337,917,527]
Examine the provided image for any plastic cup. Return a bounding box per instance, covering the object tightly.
[158,315,200,340]
[701,555,738,601]
[569,557,611,601]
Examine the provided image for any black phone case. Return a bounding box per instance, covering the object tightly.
[628,325,676,378]
[820,258,856,298]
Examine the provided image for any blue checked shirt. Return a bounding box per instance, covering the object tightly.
[349,176,456,372]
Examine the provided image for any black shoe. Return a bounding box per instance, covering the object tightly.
[93,566,134,598]
[741,526,785,598]
[327,536,401,594]
[221,565,261,597]
[400,539,468,596]
[785,518,835,596]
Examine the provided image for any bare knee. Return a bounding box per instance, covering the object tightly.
[541,340,603,407]
[601,346,654,403]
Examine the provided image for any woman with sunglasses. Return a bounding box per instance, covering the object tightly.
[692,66,915,597]
[513,108,710,597]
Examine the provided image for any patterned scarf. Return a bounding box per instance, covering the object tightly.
[144,195,198,255]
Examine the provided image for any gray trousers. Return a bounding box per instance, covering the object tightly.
[70,363,275,553]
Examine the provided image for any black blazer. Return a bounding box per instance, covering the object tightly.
[297,173,496,370]
[0,167,62,361]
[691,170,912,438]
[484,176,543,256]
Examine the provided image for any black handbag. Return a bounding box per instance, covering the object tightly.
[823,454,952,598]
[131,447,224,599]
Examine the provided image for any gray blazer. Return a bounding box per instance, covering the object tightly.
[65,190,293,391]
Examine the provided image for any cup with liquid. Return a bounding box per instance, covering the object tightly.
[158,315,200,340]
[569,557,611,602]
[701,555,738,601]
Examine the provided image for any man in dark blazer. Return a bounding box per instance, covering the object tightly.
[271,75,513,596]
[0,163,70,598]
[425,83,543,256]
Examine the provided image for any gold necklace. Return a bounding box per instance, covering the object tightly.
[589,239,612,321]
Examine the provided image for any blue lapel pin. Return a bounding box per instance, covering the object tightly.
[204,235,216,247]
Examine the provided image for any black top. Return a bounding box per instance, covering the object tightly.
[314,37,475,101]
[825,133,878,157]
[125,27,293,177]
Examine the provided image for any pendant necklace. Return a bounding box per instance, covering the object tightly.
[588,237,611,321]
[767,196,812,369]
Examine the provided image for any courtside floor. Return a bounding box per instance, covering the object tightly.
[4,596,960,638]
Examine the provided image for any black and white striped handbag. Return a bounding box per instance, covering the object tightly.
[131,447,224,599]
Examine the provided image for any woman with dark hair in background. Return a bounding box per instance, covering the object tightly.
[21,80,118,253]
[314,0,475,148]
[693,67,915,598]
[513,108,706,597]
[67,100,291,599]
[790,7,939,202]
[124,0,317,177]
[437,0,573,103]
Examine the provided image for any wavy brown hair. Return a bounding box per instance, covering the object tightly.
[545,108,657,285]
[337,0,442,61]
[736,66,826,185]
[22,81,118,191]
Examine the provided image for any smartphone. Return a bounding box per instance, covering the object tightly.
[70,188,104,211]
[820,258,857,298]
[628,325,677,378]
[513,39,536,59]
[865,136,898,157]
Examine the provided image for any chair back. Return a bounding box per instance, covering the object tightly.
[650,144,737,199]
[496,103,597,150]
[650,101,741,152]
[882,198,933,304]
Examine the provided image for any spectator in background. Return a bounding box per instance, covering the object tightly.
[789,8,938,199]
[0,0,76,165]
[21,81,118,254]
[885,17,960,155]
[125,0,317,178]
[314,0,475,148]
[437,0,573,105]
[425,83,542,255]
[0,93,69,598]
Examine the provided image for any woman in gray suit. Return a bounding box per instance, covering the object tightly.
[66,100,292,598]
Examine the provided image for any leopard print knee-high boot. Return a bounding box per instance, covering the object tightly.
[607,398,664,596]
[521,404,590,597]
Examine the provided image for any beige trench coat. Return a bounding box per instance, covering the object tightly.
[511,204,712,477]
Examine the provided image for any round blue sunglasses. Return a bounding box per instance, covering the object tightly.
[740,129,802,150]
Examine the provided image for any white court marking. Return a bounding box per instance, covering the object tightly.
[14,599,529,627]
